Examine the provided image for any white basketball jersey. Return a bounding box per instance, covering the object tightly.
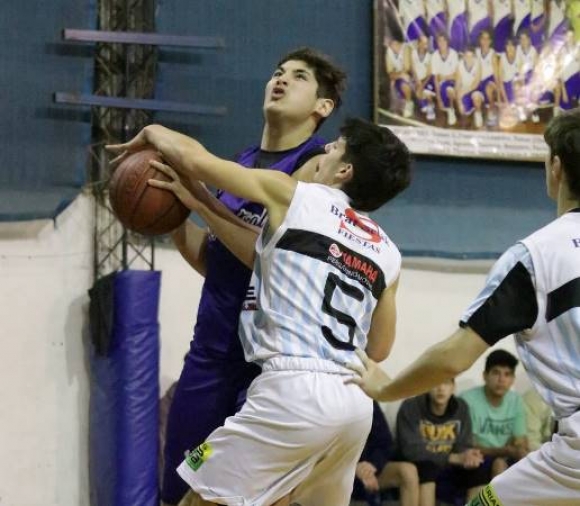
[516,44,538,74]
[493,0,512,23]
[411,47,432,81]
[513,0,531,30]
[426,0,446,21]
[448,0,467,21]
[519,212,580,418]
[387,45,407,73]
[476,47,497,80]
[458,59,480,91]
[431,48,459,76]
[468,0,491,29]
[547,0,565,38]
[559,44,580,82]
[499,52,518,81]
[399,0,426,32]
[239,183,401,368]
[531,0,544,21]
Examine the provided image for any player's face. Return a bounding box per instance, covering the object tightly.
[484,366,515,397]
[313,137,348,185]
[519,33,530,49]
[429,380,455,407]
[464,51,475,67]
[506,42,516,58]
[436,36,448,52]
[479,32,492,49]
[418,35,429,52]
[263,59,322,121]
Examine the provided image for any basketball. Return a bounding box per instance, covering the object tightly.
[108,148,190,235]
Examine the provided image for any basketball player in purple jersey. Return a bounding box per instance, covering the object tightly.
[468,0,493,47]
[426,0,447,48]
[449,0,470,53]
[513,0,531,38]
[530,0,546,50]
[157,47,346,506]
[492,0,515,53]
[398,0,429,43]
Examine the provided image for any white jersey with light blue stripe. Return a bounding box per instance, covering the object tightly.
[461,210,580,418]
[239,182,401,370]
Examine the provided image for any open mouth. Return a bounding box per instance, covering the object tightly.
[271,86,285,100]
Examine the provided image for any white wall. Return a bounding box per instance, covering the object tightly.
[0,196,530,505]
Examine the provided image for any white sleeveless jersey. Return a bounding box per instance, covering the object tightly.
[516,45,538,74]
[519,212,580,418]
[468,0,491,29]
[531,0,544,21]
[426,0,446,21]
[547,0,565,38]
[559,43,580,82]
[411,48,432,81]
[387,45,407,73]
[448,0,467,21]
[499,52,518,81]
[476,47,497,80]
[239,183,401,368]
[458,59,480,91]
[493,0,512,23]
[399,0,426,32]
[431,48,459,76]
[513,0,531,29]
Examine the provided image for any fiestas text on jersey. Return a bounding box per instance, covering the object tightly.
[331,205,386,253]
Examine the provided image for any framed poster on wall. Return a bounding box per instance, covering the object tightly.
[374,0,580,161]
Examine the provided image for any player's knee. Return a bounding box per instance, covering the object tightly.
[397,461,419,487]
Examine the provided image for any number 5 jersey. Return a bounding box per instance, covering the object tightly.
[239,181,402,368]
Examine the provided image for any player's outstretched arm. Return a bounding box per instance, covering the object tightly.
[347,326,489,402]
[107,124,297,230]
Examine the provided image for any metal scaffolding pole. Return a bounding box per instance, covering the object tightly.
[91,0,157,279]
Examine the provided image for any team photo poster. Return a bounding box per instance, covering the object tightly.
[374,0,580,160]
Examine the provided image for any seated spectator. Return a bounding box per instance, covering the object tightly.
[352,402,419,506]
[460,349,529,501]
[396,379,484,506]
[522,388,554,451]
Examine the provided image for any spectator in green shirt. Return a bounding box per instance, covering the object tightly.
[459,349,529,501]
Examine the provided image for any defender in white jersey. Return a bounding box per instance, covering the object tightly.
[108,118,411,506]
[348,109,580,506]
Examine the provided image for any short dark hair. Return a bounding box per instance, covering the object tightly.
[484,349,519,373]
[339,118,412,212]
[544,108,580,199]
[278,47,347,111]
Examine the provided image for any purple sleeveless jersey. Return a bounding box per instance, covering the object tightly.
[190,135,325,358]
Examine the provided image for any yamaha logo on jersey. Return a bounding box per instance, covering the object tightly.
[327,242,379,289]
[331,205,386,252]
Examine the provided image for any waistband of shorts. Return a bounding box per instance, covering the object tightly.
[261,356,350,374]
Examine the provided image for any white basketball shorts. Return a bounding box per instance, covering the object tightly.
[489,410,580,505]
[176,356,373,506]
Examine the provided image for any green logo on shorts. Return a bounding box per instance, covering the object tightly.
[185,442,213,471]
[466,484,504,506]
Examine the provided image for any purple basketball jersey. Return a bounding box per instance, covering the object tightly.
[191,135,325,358]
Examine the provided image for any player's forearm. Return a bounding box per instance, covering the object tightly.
[170,220,208,276]
[378,328,486,402]
[196,204,257,269]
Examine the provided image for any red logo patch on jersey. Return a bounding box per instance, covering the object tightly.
[329,243,342,258]
[340,208,382,243]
